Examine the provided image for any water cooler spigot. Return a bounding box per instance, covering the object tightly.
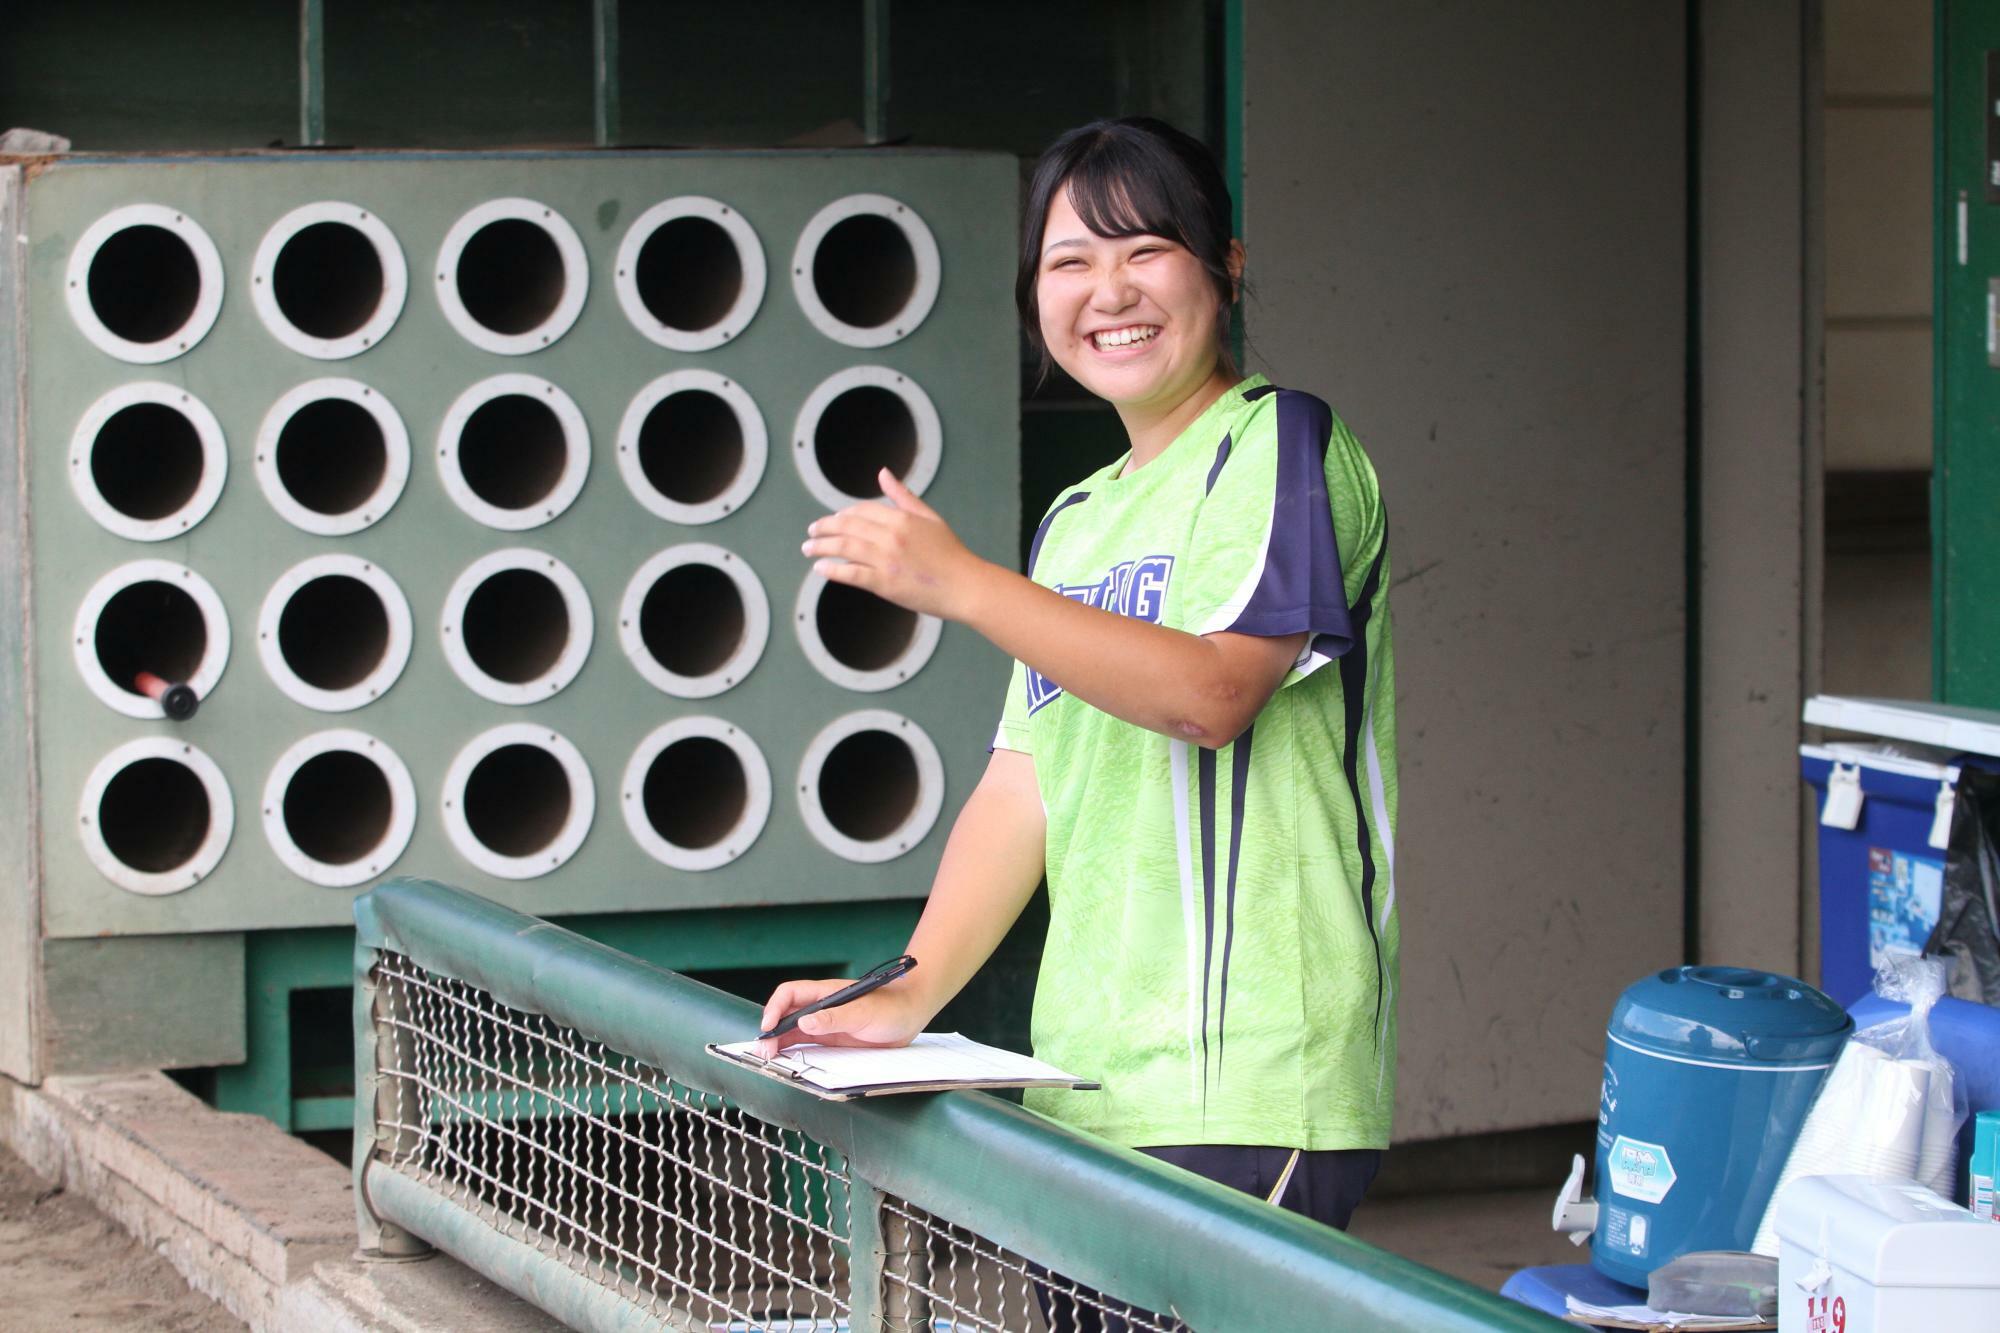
[1551,1152,1596,1246]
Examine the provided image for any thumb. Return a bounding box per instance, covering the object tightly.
[879,468,937,517]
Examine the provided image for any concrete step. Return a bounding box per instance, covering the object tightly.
[0,1071,565,1332]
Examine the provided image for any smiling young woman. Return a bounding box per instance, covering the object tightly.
[763,117,1399,1278]
[1022,122,1246,468]
[1033,185,1243,459]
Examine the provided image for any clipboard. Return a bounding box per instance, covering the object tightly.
[706,1032,1099,1101]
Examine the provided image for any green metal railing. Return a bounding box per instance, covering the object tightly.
[353,877,1564,1332]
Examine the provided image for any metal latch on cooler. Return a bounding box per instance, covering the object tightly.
[1819,764,1863,831]
[1818,765,1954,849]
[1929,781,1955,850]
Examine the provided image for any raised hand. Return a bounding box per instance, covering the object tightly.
[801,468,991,621]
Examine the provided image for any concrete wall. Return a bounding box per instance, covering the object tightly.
[0,167,41,1085]
[1821,0,1933,702]
[1242,1,1688,1139]
[1694,3,1811,977]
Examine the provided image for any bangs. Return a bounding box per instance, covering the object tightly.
[1015,117,1238,376]
[1062,146,1196,249]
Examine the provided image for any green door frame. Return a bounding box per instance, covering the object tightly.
[1935,0,2000,705]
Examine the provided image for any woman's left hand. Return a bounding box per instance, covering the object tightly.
[802,468,989,620]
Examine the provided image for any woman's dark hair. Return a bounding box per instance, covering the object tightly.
[1016,116,1239,374]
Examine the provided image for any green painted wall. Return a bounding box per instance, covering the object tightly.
[2,1,1211,155]
[1936,0,2000,705]
[0,7,297,150]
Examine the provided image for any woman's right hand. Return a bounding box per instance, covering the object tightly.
[755,976,929,1059]
[753,748,1046,1062]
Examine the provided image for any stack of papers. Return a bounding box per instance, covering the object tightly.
[708,1032,1097,1100]
[1562,1295,1773,1330]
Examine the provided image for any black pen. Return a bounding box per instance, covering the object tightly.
[759,955,917,1040]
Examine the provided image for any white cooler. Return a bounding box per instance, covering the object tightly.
[1774,1175,2000,1331]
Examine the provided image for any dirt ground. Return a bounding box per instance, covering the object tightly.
[1348,1186,1586,1292]
[0,1146,242,1332]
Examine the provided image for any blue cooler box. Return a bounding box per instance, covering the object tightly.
[1800,695,2000,1005]
[1798,743,1957,1006]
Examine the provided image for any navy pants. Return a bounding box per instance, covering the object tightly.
[1142,1144,1382,1229]
[1033,1146,1383,1332]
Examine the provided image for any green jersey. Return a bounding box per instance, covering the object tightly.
[994,374,1398,1149]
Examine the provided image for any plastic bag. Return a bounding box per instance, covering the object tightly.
[1750,954,1967,1253]
[1928,766,2000,1005]
[1647,1251,1778,1320]
[1866,952,1969,1195]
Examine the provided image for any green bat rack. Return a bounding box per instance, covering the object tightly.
[0,149,1021,1121]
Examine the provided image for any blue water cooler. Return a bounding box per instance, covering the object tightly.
[1591,966,1851,1287]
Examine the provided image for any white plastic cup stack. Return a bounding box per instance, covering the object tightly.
[1752,1042,1877,1255]
[1914,1059,1960,1196]
[1850,1056,1929,1180]
[1752,1041,1955,1254]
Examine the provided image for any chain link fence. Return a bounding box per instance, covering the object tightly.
[374,951,853,1329]
[354,877,1567,1333]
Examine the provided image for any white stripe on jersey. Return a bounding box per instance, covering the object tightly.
[1169,739,1203,1102]
[1363,654,1398,1093]
[1194,493,1275,638]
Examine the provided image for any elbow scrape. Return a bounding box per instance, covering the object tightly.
[1172,716,1250,751]
[1170,673,1253,746]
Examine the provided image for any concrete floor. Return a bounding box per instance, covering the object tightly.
[1351,1186,1585,1292]
[2,1069,1581,1329]
[0,1144,245,1332]
[0,1138,1568,1330]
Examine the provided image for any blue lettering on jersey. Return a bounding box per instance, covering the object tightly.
[1026,555,1175,714]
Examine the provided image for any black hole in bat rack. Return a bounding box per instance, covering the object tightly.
[818,730,918,843]
[641,564,743,679]
[276,398,387,516]
[458,395,567,512]
[96,581,206,695]
[284,750,392,865]
[464,744,571,857]
[639,391,744,506]
[100,757,210,874]
[90,403,204,522]
[643,738,746,850]
[455,218,565,336]
[811,214,915,329]
[635,217,741,333]
[463,569,568,684]
[87,225,201,344]
[815,581,917,673]
[274,222,385,339]
[813,386,916,500]
[278,575,390,691]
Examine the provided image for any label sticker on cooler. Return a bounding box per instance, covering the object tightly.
[1603,1205,1649,1259]
[1607,1135,1677,1204]
[1867,846,1945,967]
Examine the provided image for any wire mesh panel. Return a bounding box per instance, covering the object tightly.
[877,1198,1192,1333]
[358,883,1570,1333]
[371,949,853,1330]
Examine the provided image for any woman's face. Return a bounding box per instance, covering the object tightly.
[1035,186,1237,414]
